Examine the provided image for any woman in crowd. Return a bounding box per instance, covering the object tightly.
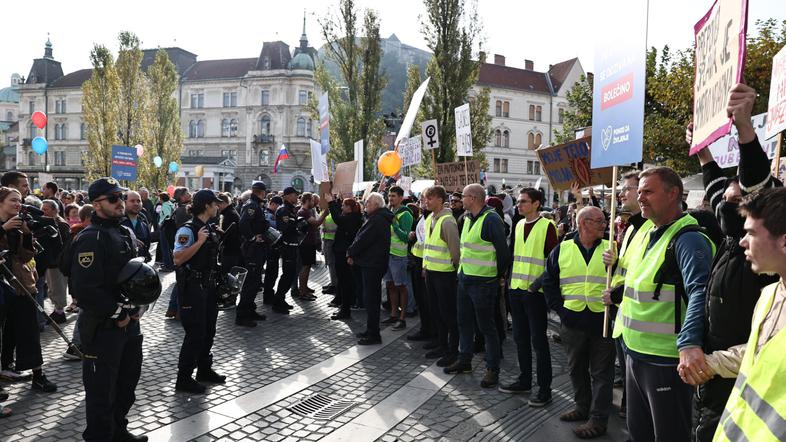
[65,204,81,227]
[324,193,363,320]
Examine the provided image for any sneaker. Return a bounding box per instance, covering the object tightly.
[443,361,473,374]
[0,369,31,382]
[498,381,531,394]
[392,320,406,330]
[175,375,206,394]
[196,368,226,384]
[381,316,398,325]
[436,355,457,367]
[528,388,552,407]
[63,346,82,361]
[31,373,57,393]
[480,369,499,388]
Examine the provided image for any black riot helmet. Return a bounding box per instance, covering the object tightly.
[117,258,162,305]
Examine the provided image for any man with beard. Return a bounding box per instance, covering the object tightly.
[122,191,152,262]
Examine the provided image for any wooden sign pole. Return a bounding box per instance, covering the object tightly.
[602,165,619,338]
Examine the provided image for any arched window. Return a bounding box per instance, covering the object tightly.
[296,117,306,137]
[197,120,205,138]
[502,101,510,118]
[188,120,196,138]
[529,105,535,121]
[259,149,270,166]
[528,132,535,149]
[494,130,501,147]
[307,119,312,138]
[221,119,230,137]
[62,123,67,140]
[535,133,542,147]
[503,130,510,148]
[230,119,238,137]
[558,108,565,123]
[259,115,271,135]
[80,123,86,140]
[495,100,502,117]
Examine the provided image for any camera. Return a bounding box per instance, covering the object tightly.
[18,205,58,239]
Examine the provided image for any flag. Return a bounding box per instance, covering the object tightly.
[273,145,289,173]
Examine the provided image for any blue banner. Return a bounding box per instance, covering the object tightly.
[111,145,138,181]
[591,0,647,168]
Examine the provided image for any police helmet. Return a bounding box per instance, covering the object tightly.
[117,258,162,305]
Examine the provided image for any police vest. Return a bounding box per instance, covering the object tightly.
[510,217,554,291]
[422,213,456,272]
[390,209,409,257]
[559,239,609,313]
[714,283,786,442]
[459,211,498,278]
[322,213,336,241]
[611,219,655,288]
[181,219,219,272]
[612,214,704,358]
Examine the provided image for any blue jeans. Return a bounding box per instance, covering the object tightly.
[508,290,552,389]
[457,276,501,370]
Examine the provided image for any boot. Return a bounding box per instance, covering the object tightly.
[196,367,226,384]
[175,372,206,394]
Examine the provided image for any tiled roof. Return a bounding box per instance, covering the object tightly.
[26,58,64,85]
[142,47,198,76]
[255,41,292,70]
[548,58,578,91]
[50,69,92,88]
[182,58,257,81]
[477,62,551,94]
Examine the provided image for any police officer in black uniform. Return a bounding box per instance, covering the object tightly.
[236,181,270,326]
[70,178,146,442]
[262,196,283,304]
[272,187,301,315]
[173,189,227,394]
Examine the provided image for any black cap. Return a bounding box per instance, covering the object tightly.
[270,196,283,205]
[88,177,128,201]
[283,186,299,196]
[192,189,221,205]
[251,181,267,191]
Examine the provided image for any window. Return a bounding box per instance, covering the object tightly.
[259,149,270,166]
[534,161,540,175]
[189,120,197,138]
[55,100,60,114]
[495,130,501,147]
[259,115,271,135]
[528,132,535,149]
[5,111,12,121]
[54,151,66,166]
[187,150,203,157]
[29,122,36,138]
[221,119,230,137]
[298,90,308,106]
[221,149,237,159]
[558,108,565,123]
[503,130,510,148]
[535,106,542,122]
[261,90,270,106]
[29,100,34,114]
[62,123,67,140]
[190,93,204,108]
[307,119,312,138]
[495,100,502,117]
[28,151,36,165]
[528,105,535,121]
[223,92,237,107]
[296,117,306,137]
[80,123,86,140]
[527,160,534,174]
[501,159,508,173]
[262,56,270,69]
[493,158,500,173]
[55,99,67,114]
[54,124,64,140]
[230,119,238,137]
[502,101,510,118]
[535,133,542,147]
[197,120,205,138]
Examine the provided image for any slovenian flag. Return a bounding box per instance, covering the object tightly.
[273,145,289,173]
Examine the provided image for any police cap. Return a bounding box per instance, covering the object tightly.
[251,181,267,191]
[88,177,128,201]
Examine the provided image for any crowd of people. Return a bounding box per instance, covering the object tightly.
[0,82,784,442]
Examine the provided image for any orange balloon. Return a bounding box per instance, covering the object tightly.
[377,151,402,177]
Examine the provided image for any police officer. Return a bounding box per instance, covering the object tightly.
[262,196,282,305]
[70,178,146,441]
[173,189,227,394]
[272,187,300,314]
[236,181,270,326]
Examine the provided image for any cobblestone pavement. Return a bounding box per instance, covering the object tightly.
[1,257,630,441]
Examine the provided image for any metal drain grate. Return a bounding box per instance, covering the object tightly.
[288,393,359,420]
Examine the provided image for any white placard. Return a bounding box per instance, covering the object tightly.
[397,176,412,195]
[766,45,786,140]
[396,77,431,146]
[310,139,328,183]
[421,119,440,150]
[353,139,364,183]
[708,113,778,168]
[400,137,423,168]
[38,172,54,185]
[455,103,473,157]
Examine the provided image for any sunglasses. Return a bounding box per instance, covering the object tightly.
[96,193,127,204]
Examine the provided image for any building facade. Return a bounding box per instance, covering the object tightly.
[13,22,318,193]
[476,54,585,201]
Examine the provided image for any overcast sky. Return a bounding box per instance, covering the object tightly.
[1,0,784,89]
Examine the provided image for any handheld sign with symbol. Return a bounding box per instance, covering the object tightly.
[422,120,440,150]
[455,104,473,157]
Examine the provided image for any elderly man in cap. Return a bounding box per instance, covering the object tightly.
[236,181,270,326]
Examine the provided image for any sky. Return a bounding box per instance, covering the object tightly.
[1,0,784,88]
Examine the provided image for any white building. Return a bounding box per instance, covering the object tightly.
[476,54,585,202]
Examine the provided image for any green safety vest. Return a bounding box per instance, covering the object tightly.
[559,239,609,313]
[714,283,786,442]
[611,219,655,288]
[510,217,554,291]
[412,241,424,258]
[322,213,336,241]
[422,213,456,272]
[390,210,409,257]
[612,214,705,358]
[459,211,498,278]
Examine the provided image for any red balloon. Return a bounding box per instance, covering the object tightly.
[31,111,47,129]
[167,185,175,197]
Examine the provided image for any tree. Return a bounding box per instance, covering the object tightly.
[115,32,149,149]
[420,0,485,164]
[139,49,182,192]
[745,19,786,115]
[553,74,594,144]
[82,45,120,179]
[468,86,491,165]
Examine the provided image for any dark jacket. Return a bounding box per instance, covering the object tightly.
[121,215,151,262]
[348,207,394,269]
[328,201,362,255]
[220,205,242,256]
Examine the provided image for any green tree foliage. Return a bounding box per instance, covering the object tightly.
[82,45,120,179]
[553,74,594,144]
[745,19,786,115]
[468,86,491,166]
[115,32,149,149]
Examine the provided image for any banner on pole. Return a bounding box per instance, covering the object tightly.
[708,112,779,168]
[455,103,473,157]
[400,137,423,167]
[333,161,358,198]
[537,136,614,191]
[353,139,364,183]
[319,93,330,155]
[436,160,479,192]
[396,77,431,146]
[421,119,440,150]
[766,45,786,140]
[690,0,749,154]
[310,139,328,183]
[111,145,138,181]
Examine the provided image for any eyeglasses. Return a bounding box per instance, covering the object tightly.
[95,193,126,204]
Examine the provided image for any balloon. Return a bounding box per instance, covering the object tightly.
[153,156,163,168]
[31,111,47,129]
[135,144,143,157]
[31,136,48,155]
[195,165,204,177]
[168,161,179,173]
[166,185,175,197]
[377,150,402,177]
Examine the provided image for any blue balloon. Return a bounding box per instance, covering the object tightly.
[32,137,48,155]
[168,161,179,173]
[153,156,163,168]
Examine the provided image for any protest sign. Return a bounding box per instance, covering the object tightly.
[422,120,440,150]
[353,139,364,183]
[396,77,431,146]
[537,137,613,192]
[775,156,786,182]
[310,139,328,183]
[333,161,358,198]
[455,103,473,157]
[765,45,786,140]
[708,112,778,168]
[436,160,479,193]
[38,172,53,186]
[111,145,138,181]
[690,0,748,154]
[397,176,413,195]
[686,190,707,209]
[318,182,332,210]
[400,137,423,168]
[590,0,646,168]
[319,93,330,155]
